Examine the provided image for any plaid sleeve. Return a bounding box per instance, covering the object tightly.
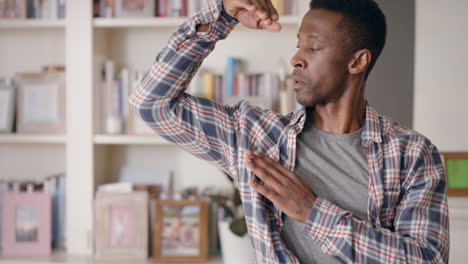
[303,144,449,264]
[128,0,242,177]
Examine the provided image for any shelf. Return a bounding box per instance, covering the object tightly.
[277,15,301,25]
[0,134,66,144]
[94,134,174,145]
[93,15,300,28]
[0,19,65,29]
[0,251,223,264]
[94,17,188,28]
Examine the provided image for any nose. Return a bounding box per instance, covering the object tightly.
[290,50,306,69]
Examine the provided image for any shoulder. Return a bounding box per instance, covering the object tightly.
[378,113,439,167]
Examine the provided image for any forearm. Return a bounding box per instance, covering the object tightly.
[129,0,238,112]
[301,143,449,264]
[304,198,447,263]
[128,0,242,176]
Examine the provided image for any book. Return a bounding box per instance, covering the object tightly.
[202,71,214,100]
[157,0,168,17]
[270,0,284,15]
[43,173,66,249]
[114,0,154,18]
[23,0,62,19]
[100,0,114,18]
[225,57,242,98]
[0,182,9,249]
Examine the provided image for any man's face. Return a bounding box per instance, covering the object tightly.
[291,9,352,107]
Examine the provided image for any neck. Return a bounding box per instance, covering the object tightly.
[310,81,366,134]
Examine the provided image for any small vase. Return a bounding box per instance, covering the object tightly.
[218,220,255,264]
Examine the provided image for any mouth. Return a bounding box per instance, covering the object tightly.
[292,76,307,91]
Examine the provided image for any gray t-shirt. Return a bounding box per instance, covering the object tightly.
[280,116,369,264]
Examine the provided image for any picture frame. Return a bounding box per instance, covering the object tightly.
[94,191,149,260]
[0,79,16,133]
[13,72,66,134]
[118,167,172,194]
[154,200,208,263]
[1,192,52,257]
[440,152,468,196]
[115,0,155,18]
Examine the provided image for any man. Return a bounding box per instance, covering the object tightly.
[129,0,449,263]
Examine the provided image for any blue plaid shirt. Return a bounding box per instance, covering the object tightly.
[129,0,449,263]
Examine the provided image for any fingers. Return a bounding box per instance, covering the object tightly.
[248,177,280,202]
[264,0,279,21]
[245,152,285,191]
[250,0,268,18]
[245,150,294,186]
[258,0,272,18]
[258,18,282,32]
[237,1,257,12]
[266,22,282,32]
[249,151,295,181]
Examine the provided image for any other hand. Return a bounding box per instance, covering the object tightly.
[245,150,316,223]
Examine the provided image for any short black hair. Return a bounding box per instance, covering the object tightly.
[310,0,387,79]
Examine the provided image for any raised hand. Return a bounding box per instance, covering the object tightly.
[223,0,282,31]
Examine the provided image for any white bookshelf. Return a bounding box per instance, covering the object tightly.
[93,15,300,28]
[0,134,66,144]
[0,19,65,29]
[0,252,223,264]
[94,134,172,145]
[93,17,188,28]
[0,0,309,260]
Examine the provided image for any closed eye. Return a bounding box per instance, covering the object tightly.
[296,43,321,52]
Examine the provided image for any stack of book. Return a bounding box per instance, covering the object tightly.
[188,56,298,114]
[93,0,297,18]
[97,59,149,135]
[94,0,202,18]
[98,56,297,136]
[0,0,66,19]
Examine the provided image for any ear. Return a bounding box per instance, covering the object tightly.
[348,49,372,76]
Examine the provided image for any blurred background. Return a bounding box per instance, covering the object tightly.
[0,0,467,263]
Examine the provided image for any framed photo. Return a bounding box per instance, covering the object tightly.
[94,191,149,260]
[0,80,15,133]
[154,200,208,262]
[13,72,66,134]
[1,192,52,257]
[441,152,468,196]
[115,0,155,17]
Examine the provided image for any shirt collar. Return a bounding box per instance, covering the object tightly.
[291,101,382,145]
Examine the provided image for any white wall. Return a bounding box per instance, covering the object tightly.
[414,0,468,151]
[415,1,468,263]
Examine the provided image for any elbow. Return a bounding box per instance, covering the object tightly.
[127,88,155,124]
[128,90,140,112]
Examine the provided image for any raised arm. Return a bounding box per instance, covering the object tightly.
[128,0,280,178]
